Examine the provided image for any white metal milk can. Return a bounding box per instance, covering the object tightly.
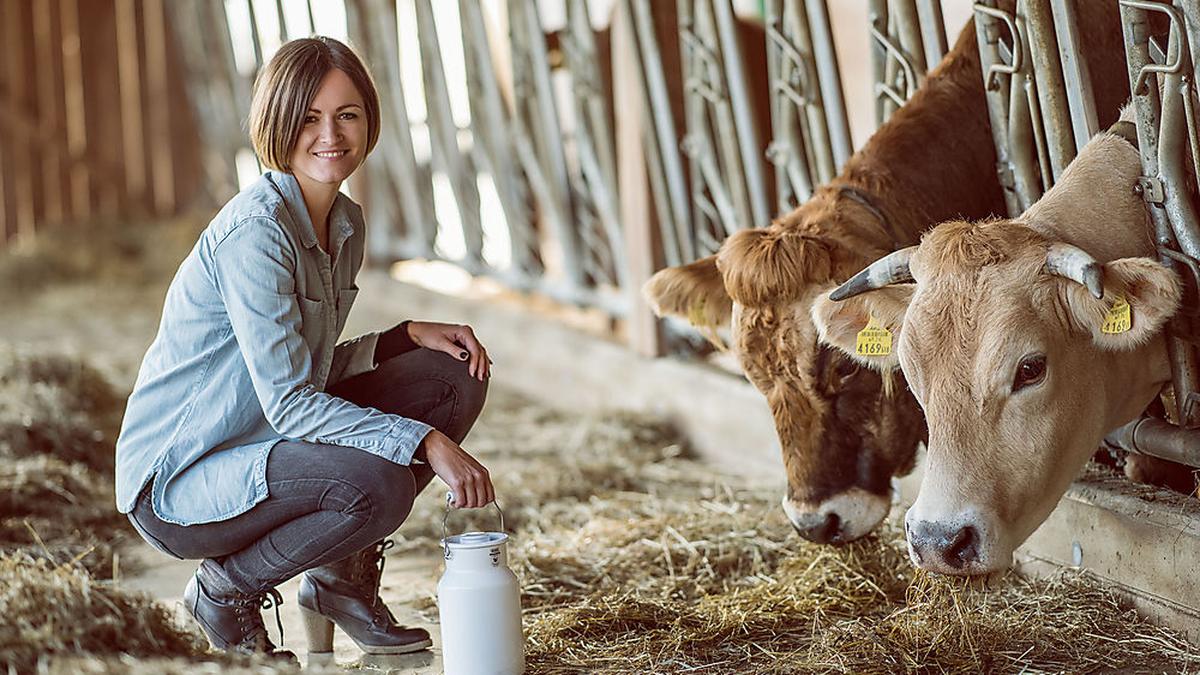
[438,493,525,675]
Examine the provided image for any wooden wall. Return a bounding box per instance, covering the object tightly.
[0,0,204,249]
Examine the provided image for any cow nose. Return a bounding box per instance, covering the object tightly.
[907,520,980,571]
[791,512,844,544]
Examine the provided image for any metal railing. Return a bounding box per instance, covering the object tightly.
[1104,0,1200,465]
[972,0,1100,215]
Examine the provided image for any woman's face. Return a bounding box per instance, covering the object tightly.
[288,67,367,188]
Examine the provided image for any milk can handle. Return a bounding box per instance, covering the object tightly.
[441,491,506,546]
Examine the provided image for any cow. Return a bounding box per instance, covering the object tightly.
[812,104,1182,575]
[643,2,1132,544]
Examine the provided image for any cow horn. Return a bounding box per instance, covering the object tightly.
[1044,243,1104,299]
[829,247,917,301]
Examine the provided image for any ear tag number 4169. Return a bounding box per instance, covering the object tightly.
[1102,295,1131,335]
[856,315,893,357]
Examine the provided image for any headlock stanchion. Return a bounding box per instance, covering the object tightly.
[972,0,1099,216]
[1106,0,1200,465]
[763,0,851,212]
[156,0,1200,469]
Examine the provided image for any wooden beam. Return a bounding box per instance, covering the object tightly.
[143,0,174,215]
[33,0,65,226]
[60,0,90,222]
[4,0,36,245]
[115,0,147,207]
[613,0,665,357]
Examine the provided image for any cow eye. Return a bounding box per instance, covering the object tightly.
[1012,354,1047,391]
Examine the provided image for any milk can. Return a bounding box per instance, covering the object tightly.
[438,493,525,675]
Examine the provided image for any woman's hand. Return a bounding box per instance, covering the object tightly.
[421,429,494,508]
[406,321,491,380]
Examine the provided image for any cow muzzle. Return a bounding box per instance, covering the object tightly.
[904,508,1007,576]
[782,488,890,544]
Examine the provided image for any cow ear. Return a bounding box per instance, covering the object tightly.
[1060,257,1181,351]
[643,255,733,334]
[811,285,914,371]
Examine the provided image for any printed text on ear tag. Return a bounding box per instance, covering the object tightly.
[856,315,893,357]
[1101,295,1132,334]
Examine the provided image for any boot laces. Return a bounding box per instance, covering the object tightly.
[232,587,285,652]
[369,539,397,627]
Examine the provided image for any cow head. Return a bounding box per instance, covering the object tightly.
[644,213,926,544]
[814,220,1180,574]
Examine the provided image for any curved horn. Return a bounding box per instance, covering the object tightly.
[830,247,917,301]
[1044,242,1104,299]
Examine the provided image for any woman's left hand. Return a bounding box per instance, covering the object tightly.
[406,321,491,380]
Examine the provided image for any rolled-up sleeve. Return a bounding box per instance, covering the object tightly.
[209,218,431,464]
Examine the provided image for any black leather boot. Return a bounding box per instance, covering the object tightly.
[182,560,297,662]
[298,540,432,655]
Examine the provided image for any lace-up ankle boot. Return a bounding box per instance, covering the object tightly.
[298,540,432,655]
[183,560,297,662]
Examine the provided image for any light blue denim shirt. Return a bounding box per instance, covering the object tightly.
[115,171,432,525]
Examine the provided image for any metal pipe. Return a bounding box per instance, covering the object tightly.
[1105,416,1200,468]
[804,0,852,167]
[915,0,948,67]
[712,0,770,229]
[1022,0,1076,183]
[1049,0,1098,154]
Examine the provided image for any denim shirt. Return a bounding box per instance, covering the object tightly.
[114,171,432,525]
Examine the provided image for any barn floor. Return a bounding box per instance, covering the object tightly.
[4,215,1200,672]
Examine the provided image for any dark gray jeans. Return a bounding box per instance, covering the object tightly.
[128,348,487,595]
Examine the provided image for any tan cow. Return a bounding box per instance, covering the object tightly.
[813,107,1182,574]
[643,3,1132,544]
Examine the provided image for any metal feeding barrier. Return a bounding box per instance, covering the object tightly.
[1104,0,1200,467]
[971,0,1100,216]
[159,0,1200,466]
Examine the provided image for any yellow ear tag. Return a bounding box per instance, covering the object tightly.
[1101,295,1132,334]
[855,315,893,357]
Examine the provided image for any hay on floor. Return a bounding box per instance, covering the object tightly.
[0,553,204,673]
[0,349,124,473]
[396,387,1200,674]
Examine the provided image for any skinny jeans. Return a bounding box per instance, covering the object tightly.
[127,349,487,594]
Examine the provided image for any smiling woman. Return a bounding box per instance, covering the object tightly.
[114,36,496,661]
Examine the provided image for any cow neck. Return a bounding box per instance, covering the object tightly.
[834,185,904,251]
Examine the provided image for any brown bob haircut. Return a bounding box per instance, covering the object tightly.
[248,36,381,172]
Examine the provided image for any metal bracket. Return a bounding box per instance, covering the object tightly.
[995,162,1016,189]
[1135,175,1166,204]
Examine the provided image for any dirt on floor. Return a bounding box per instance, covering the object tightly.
[3,215,1200,674]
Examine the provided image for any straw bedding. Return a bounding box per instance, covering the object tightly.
[0,349,131,580]
[397,389,1200,674]
[0,554,204,673]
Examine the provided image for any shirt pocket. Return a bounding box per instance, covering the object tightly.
[336,287,359,335]
[295,293,328,344]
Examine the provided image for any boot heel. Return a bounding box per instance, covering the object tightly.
[300,606,335,654]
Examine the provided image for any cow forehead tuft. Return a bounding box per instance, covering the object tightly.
[917,220,1046,274]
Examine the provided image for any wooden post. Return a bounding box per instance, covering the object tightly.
[33,0,66,226]
[5,0,36,246]
[60,0,91,222]
[143,0,175,215]
[115,0,147,209]
[613,0,665,357]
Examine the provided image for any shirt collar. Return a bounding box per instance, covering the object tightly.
[268,171,358,251]
[268,171,320,250]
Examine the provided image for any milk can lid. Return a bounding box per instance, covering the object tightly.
[442,531,509,549]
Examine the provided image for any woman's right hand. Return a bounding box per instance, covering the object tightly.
[421,429,494,508]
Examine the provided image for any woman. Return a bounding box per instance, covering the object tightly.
[115,37,495,660]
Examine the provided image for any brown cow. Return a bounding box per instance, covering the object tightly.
[813,106,1181,575]
[643,3,1132,544]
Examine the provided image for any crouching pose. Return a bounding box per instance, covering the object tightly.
[115,37,495,660]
